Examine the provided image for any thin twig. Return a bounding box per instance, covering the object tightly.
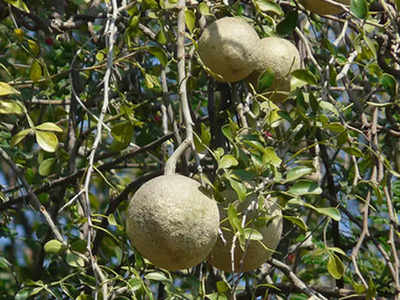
[164,0,193,176]
[0,147,65,243]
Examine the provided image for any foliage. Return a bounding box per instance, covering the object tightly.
[0,0,400,299]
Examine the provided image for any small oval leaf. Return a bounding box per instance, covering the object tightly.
[36,131,58,152]
[44,239,63,254]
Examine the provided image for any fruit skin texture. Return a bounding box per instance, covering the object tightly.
[198,17,260,83]
[208,195,283,272]
[299,0,350,15]
[126,174,220,270]
[248,37,300,101]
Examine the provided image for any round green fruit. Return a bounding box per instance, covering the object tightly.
[126,174,220,270]
[198,17,260,82]
[208,195,283,272]
[248,37,300,101]
[299,0,350,15]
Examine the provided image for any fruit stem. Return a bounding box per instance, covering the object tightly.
[164,0,194,175]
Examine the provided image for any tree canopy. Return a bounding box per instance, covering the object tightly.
[0,0,400,299]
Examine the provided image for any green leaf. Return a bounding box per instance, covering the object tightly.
[107,213,118,226]
[144,73,161,90]
[351,0,368,19]
[243,227,263,241]
[0,99,24,114]
[11,128,32,146]
[219,154,239,169]
[44,239,63,254]
[276,10,298,36]
[319,101,339,116]
[156,28,167,45]
[39,158,56,176]
[36,131,59,152]
[257,68,275,91]
[143,0,158,9]
[185,9,196,33]
[285,166,313,182]
[146,46,168,67]
[66,251,85,267]
[0,82,20,96]
[292,69,317,85]
[15,288,32,300]
[36,122,63,132]
[283,216,308,231]
[313,207,341,221]
[328,247,347,257]
[194,123,211,152]
[343,146,364,158]
[288,180,322,195]
[229,179,247,202]
[253,0,283,15]
[0,257,11,270]
[27,39,40,56]
[227,204,242,233]
[216,280,229,294]
[380,73,396,96]
[4,0,30,12]
[111,120,133,149]
[198,2,211,15]
[263,147,282,167]
[30,60,42,82]
[324,122,346,133]
[144,272,171,282]
[327,253,344,279]
[395,0,400,11]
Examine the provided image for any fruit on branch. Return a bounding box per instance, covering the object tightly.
[126,174,220,270]
[299,0,350,15]
[198,17,261,83]
[208,194,283,272]
[248,37,300,101]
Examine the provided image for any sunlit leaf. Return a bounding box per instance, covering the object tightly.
[27,39,40,56]
[229,179,247,202]
[227,204,242,233]
[0,82,20,96]
[0,100,24,114]
[327,253,344,279]
[243,227,263,240]
[44,239,63,254]
[30,60,42,82]
[253,0,284,15]
[263,147,282,167]
[36,131,58,152]
[4,0,30,12]
[36,122,63,132]
[219,154,239,169]
[144,272,171,282]
[292,69,317,85]
[313,207,341,221]
[285,166,313,182]
[185,9,196,33]
[198,2,211,15]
